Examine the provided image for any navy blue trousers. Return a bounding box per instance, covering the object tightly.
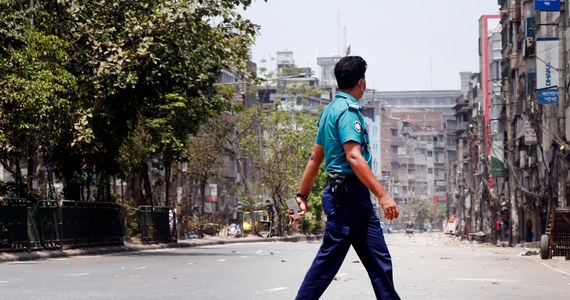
[295,181,400,300]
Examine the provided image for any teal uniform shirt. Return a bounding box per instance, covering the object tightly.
[316,91,371,174]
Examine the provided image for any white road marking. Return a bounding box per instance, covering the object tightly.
[216,259,227,262]
[147,249,175,252]
[0,281,9,284]
[7,261,37,264]
[538,261,570,276]
[133,266,147,270]
[454,278,518,283]
[67,273,91,277]
[268,287,287,291]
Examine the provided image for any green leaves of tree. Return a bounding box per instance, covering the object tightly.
[0,0,260,201]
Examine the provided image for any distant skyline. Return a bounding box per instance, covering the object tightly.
[241,0,500,91]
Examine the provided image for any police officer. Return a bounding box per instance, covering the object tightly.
[292,56,400,299]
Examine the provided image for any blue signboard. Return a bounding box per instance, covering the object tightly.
[536,0,561,11]
[537,88,559,104]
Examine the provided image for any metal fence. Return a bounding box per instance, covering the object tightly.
[136,206,176,244]
[0,199,125,251]
[0,200,177,252]
[0,199,41,251]
[60,201,123,248]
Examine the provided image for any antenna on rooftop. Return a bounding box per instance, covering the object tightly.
[337,11,342,56]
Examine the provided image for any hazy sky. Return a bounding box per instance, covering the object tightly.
[241,0,500,91]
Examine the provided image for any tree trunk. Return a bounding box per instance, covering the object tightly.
[164,161,172,207]
[26,148,35,198]
[15,160,23,198]
[141,161,153,207]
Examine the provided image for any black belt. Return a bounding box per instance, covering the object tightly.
[327,173,360,184]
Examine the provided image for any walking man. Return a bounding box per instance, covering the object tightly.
[292,56,401,299]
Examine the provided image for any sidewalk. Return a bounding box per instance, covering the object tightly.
[0,234,322,263]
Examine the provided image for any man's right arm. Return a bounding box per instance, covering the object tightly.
[295,144,324,216]
[343,141,399,221]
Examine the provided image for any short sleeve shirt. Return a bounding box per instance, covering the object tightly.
[315,91,371,174]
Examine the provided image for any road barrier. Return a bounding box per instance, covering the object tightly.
[1,199,125,252]
[36,200,62,249]
[61,201,123,248]
[136,206,176,244]
[0,199,41,251]
[0,200,177,253]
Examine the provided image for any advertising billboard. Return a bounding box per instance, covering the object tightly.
[536,38,560,104]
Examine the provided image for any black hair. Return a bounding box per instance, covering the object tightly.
[334,56,367,90]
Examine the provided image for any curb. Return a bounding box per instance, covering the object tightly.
[0,234,322,263]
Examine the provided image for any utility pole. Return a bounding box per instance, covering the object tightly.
[558,5,567,208]
[506,65,517,246]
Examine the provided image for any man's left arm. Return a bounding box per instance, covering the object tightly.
[343,141,399,220]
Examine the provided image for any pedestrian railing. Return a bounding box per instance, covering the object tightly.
[60,201,123,248]
[36,200,62,249]
[136,206,176,244]
[0,198,41,251]
[0,199,126,252]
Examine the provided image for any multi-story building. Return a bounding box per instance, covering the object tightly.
[372,90,461,115]
[453,1,570,246]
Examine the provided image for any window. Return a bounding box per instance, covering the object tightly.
[391,145,398,154]
[428,168,433,174]
[391,129,398,137]
[427,151,433,157]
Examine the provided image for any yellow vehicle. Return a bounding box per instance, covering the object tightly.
[242,210,269,233]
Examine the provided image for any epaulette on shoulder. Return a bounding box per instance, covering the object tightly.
[347,102,360,111]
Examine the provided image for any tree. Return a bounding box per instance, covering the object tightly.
[0,0,261,201]
[186,115,233,214]
[402,198,435,230]
[237,100,321,235]
[0,2,77,199]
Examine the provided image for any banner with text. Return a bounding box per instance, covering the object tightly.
[536,38,559,104]
[536,0,560,11]
[205,183,218,202]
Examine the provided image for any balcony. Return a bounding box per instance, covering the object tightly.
[456,122,469,134]
[433,141,445,149]
[510,53,520,69]
[508,5,520,21]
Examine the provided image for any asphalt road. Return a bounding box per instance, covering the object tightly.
[1,233,569,299]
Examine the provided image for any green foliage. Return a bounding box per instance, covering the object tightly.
[237,102,323,235]
[0,0,260,201]
[119,200,140,237]
[401,198,435,230]
[0,3,78,197]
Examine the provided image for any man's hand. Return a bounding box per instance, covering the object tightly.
[289,197,308,228]
[379,194,399,221]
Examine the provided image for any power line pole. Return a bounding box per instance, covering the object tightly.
[558,5,567,208]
